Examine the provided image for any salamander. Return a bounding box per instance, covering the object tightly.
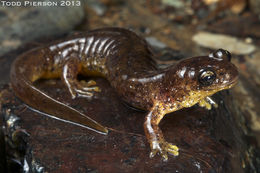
[10,27,239,161]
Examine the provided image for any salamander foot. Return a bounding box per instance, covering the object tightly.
[69,80,101,99]
[149,140,179,161]
[198,96,218,110]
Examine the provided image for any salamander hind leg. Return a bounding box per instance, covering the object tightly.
[62,58,101,99]
[144,105,179,161]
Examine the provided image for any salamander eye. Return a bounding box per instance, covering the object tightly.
[211,49,231,61]
[198,70,216,86]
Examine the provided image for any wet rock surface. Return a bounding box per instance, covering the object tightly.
[0,0,260,172]
[0,74,246,173]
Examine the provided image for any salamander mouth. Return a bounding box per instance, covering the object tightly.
[222,75,239,89]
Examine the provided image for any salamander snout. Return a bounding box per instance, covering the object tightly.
[209,49,231,62]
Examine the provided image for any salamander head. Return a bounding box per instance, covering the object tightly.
[164,49,238,106]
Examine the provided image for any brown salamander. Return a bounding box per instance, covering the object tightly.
[10,27,238,161]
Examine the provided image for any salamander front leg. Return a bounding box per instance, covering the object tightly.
[144,105,179,161]
[62,58,101,99]
[198,96,218,110]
